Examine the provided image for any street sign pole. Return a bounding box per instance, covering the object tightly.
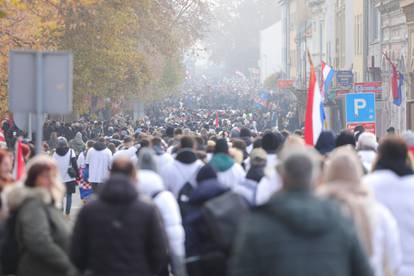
[35,52,43,154]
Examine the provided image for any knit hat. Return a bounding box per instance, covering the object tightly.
[262,132,282,153]
[240,127,251,138]
[315,131,336,155]
[215,138,229,154]
[196,164,217,183]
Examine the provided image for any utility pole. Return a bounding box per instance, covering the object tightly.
[280,0,290,79]
[363,0,369,81]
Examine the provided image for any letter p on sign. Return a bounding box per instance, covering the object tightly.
[354,99,366,117]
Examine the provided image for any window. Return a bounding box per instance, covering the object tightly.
[368,0,380,43]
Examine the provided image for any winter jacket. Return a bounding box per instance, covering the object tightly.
[53,148,78,183]
[358,150,377,173]
[255,166,282,205]
[318,182,402,276]
[7,186,77,276]
[234,165,265,205]
[85,142,112,183]
[209,153,245,189]
[229,188,374,276]
[138,170,187,276]
[184,177,229,257]
[364,170,414,276]
[160,150,204,198]
[70,174,169,276]
[69,133,86,156]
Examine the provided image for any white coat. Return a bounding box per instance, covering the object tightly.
[364,170,414,276]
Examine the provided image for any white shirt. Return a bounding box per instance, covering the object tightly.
[85,147,112,183]
[53,149,76,183]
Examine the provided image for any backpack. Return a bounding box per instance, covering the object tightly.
[202,191,250,252]
[0,210,20,274]
[177,182,195,219]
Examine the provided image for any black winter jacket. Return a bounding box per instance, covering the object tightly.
[70,175,169,276]
[229,188,373,276]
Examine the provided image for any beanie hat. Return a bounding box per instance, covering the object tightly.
[240,127,251,138]
[196,164,217,183]
[215,138,229,154]
[262,132,282,153]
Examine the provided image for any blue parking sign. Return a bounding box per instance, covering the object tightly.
[346,93,376,123]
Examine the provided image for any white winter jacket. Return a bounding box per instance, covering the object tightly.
[217,163,246,189]
[138,170,185,259]
[160,159,204,198]
[255,166,282,205]
[364,170,414,276]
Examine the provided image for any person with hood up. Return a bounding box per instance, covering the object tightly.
[69,132,85,157]
[137,149,187,276]
[160,136,204,198]
[319,146,401,276]
[357,132,378,172]
[6,156,78,276]
[71,157,169,276]
[85,137,112,192]
[208,139,245,189]
[184,164,229,276]
[364,136,414,276]
[229,147,373,276]
[52,137,78,217]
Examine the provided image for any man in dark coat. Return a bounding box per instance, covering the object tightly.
[229,147,373,276]
[70,158,169,276]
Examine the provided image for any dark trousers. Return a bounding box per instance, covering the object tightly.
[65,192,72,215]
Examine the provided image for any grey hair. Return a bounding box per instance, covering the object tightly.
[138,148,158,173]
[278,146,321,188]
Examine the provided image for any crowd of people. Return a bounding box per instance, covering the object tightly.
[0,109,413,276]
[0,79,412,276]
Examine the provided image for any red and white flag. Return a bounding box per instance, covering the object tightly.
[304,52,323,146]
[13,139,26,181]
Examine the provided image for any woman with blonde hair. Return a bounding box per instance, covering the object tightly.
[6,155,77,276]
[319,146,401,276]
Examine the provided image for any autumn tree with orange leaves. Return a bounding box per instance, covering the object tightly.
[0,0,210,116]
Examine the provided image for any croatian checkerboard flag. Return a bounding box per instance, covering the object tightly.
[304,52,323,146]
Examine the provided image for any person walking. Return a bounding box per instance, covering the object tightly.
[6,156,77,276]
[137,149,187,276]
[320,146,401,276]
[209,139,245,189]
[161,136,204,198]
[71,157,169,276]
[229,147,373,276]
[69,132,86,157]
[85,137,112,192]
[52,137,78,217]
[364,136,414,276]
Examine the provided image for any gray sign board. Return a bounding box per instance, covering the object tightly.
[8,50,73,114]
